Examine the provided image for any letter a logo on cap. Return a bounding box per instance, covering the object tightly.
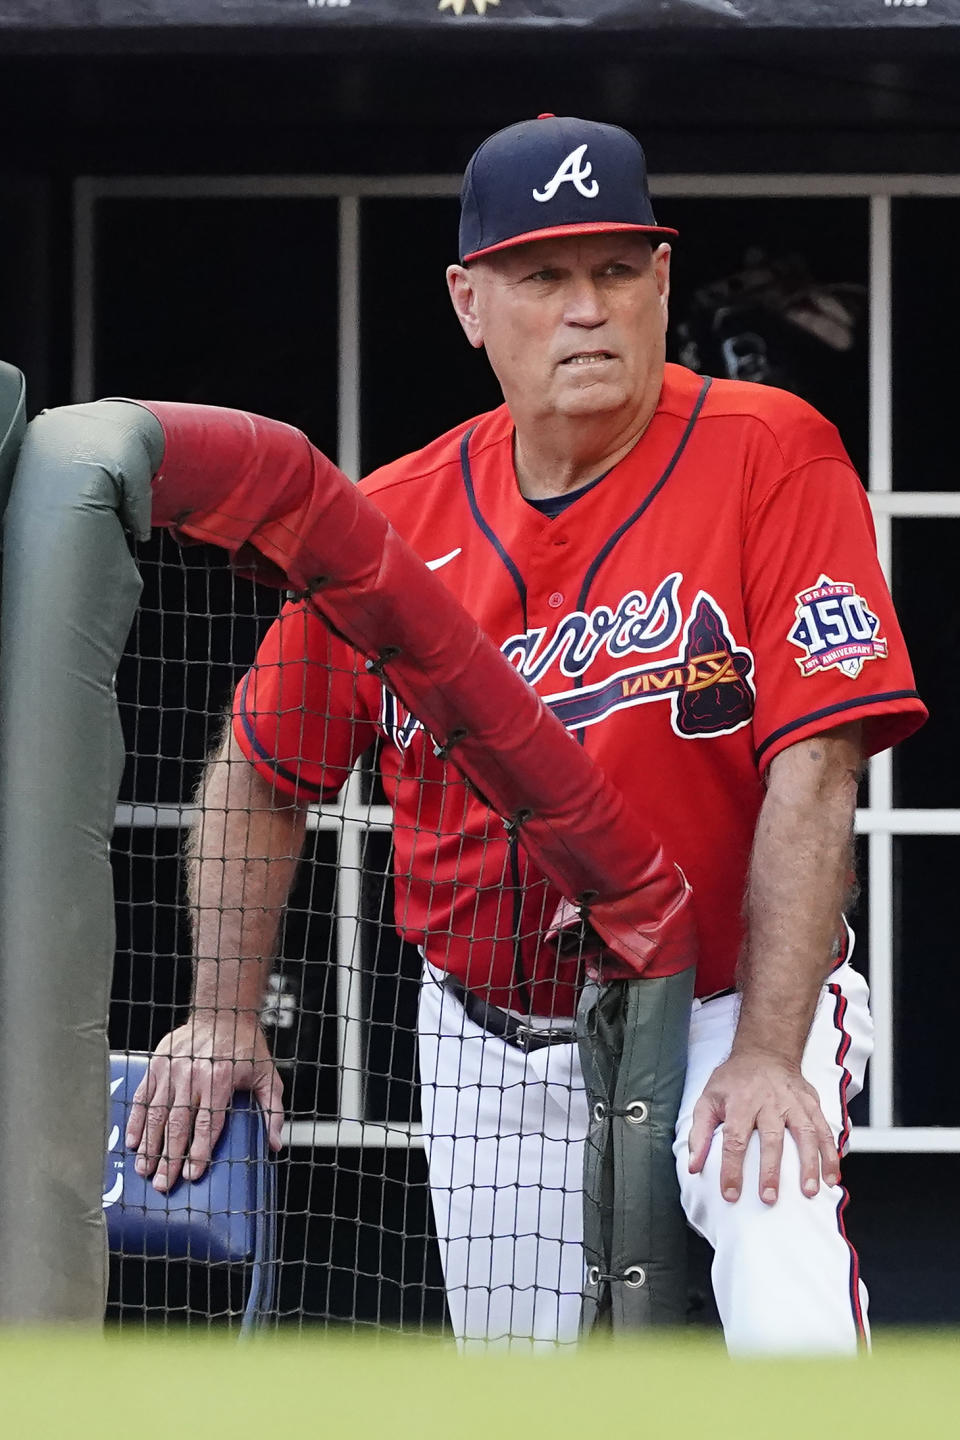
[532,144,600,203]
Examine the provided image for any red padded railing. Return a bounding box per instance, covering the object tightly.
[143,401,696,980]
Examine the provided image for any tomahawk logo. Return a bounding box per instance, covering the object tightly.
[544,592,755,739]
[533,145,600,203]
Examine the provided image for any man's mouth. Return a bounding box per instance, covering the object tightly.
[560,351,615,366]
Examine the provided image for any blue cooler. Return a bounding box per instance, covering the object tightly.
[104,1052,277,1331]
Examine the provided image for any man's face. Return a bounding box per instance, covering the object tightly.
[447,233,671,424]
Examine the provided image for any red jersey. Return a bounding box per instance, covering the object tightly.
[234,364,926,1012]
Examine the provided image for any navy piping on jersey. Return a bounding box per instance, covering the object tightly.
[459,426,528,617]
[575,374,712,614]
[460,426,535,1007]
[458,386,710,999]
[237,671,330,800]
[458,378,712,625]
[828,981,869,1349]
[565,373,712,745]
[754,690,922,767]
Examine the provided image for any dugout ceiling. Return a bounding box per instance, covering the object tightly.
[3,0,960,168]
[6,1,960,64]
[2,1,960,44]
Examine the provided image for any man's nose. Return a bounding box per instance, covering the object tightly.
[563,279,606,327]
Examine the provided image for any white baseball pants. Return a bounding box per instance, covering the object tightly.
[417,955,873,1355]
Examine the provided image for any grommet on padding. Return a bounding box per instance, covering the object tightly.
[437,726,469,760]
[504,807,533,840]
[366,645,402,680]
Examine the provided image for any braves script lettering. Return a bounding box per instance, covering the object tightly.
[379,578,755,750]
[501,573,682,683]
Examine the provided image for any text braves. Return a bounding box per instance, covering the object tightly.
[501,573,682,683]
[379,578,755,749]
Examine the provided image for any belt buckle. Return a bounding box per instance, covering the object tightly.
[514,1022,537,1051]
[514,1022,572,1051]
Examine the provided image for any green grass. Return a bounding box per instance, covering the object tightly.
[1,1330,958,1439]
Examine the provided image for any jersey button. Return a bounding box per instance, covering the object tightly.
[548,591,564,608]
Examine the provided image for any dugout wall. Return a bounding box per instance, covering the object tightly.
[1,14,960,1328]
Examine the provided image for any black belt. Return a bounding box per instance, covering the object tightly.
[441,974,576,1053]
[699,985,736,1004]
[442,974,739,1052]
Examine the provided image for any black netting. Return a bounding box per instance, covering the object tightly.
[108,534,448,1332]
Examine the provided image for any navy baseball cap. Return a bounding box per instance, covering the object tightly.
[459,113,678,264]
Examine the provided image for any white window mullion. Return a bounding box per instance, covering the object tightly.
[335,770,368,1126]
[333,192,366,1132]
[337,194,362,481]
[865,191,896,1131]
[870,492,960,517]
[286,1120,422,1149]
[281,1121,960,1153]
[855,809,960,835]
[87,174,957,1151]
[869,193,893,507]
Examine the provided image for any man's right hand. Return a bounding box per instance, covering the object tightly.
[125,1016,285,1192]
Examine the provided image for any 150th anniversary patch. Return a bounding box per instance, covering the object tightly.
[788,575,887,679]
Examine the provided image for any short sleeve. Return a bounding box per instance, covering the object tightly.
[744,456,927,771]
[233,599,380,802]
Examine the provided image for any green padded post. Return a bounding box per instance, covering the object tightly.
[578,967,696,1331]
[0,400,163,1323]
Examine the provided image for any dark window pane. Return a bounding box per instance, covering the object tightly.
[892,519,956,808]
[110,824,191,1052]
[892,198,960,491]
[272,827,341,1121]
[279,1149,446,1329]
[360,197,503,474]
[95,196,339,457]
[118,532,281,807]
[661,196,869,478]
[360,828,423,1127]
[894,837,958,1126]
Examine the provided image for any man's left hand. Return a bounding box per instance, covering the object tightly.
[687,1050,840,1205]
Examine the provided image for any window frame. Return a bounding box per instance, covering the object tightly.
[75,172,960,1154]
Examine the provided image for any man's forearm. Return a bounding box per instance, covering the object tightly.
[186,726,307,1021]
[733,724,863,1064]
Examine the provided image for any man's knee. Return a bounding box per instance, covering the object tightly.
[675,1129,806,1241]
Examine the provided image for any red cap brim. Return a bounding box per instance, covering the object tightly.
[462,220,678,263]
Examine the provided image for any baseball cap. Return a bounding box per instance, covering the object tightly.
[458,113,678,264]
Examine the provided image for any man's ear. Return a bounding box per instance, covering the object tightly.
[653,243,671,326]
[446,264,485,350]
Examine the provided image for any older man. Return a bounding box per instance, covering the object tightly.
[127,115,926,1352]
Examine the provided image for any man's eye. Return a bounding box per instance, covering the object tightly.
[526,269,559,283]
[603,263,634,277]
